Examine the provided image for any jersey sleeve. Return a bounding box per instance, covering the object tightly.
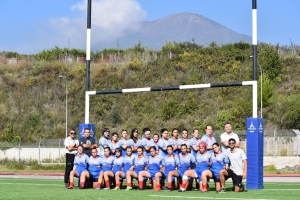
[190,153,196,163]
[158,139,165,149]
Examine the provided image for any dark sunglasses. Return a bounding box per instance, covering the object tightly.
[70,132,76,134]
[229,142,235,145]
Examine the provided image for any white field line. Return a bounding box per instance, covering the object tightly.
[148,195,275,200]
[0,182,62,187]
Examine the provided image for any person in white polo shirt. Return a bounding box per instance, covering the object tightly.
[219,138,247,193]
[220,122,240,153]
[64,129,79,188]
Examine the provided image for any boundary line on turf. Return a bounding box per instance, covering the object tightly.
[0,182,62,187]
[148,195,274,200]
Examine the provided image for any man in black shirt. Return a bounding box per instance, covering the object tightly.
[79,128,98,157]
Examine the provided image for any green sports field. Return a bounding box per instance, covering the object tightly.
[0,178,299,200]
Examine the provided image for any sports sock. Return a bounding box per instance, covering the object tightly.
[105,180,110,188]
[80,182,84,187]
[97,183,101,188]
[127,183,132,187]
[138,181,144,189]
[168,182,172,189]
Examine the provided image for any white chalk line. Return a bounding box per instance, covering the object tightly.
[148,195,275,200]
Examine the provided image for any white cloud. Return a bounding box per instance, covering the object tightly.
[48,0,146,49]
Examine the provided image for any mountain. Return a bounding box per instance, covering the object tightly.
[93,12,252,50]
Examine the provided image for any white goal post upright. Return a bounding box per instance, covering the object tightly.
[84,81,257,124]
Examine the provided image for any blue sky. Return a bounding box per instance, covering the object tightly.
[0,0,299,54]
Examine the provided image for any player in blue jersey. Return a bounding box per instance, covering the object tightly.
[178,142,211,192]
[154,145,179,191]
[102,148,123,190]
[201,142,229,192]
[113,146,135,190]
[119,130,131,157]
[169,128,181,156]
[158,128,176,157]
[108,132,120,156]
[179,129,192,153]
[79,148,101,188]
[200,125,216,153]
[130,128,143,155]
[125,146,148,190]
[137,146,163,190]
[98,128,111,157]
[166,144,196,190]
[142,127,154,156]
[96,146,115,190]
[152,133,160,154]
[190,129,201,157]
[67,146,89,189]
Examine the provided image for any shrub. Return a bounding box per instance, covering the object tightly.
[6,161,25,170]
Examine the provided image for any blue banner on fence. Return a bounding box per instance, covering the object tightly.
[78,124,95,138]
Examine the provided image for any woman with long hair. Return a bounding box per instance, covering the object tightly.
[129,128,142,156]
[119,129,131,157]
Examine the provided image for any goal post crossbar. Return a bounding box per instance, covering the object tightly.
[85,81,257,123]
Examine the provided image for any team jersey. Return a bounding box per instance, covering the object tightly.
[130,138,143,156]
[190,137,201,157]
[169,137,180,156]
[99,136,111,157]
[112,156,124,174]
[148,155,163,177]
[123,154,135,173]
[194,152,211,172]
[220,132,240,152]
[162,154,179,175]
[158,138,174,157]
[108,141,121,156]
[210,151,229,175]
[119,138,132,157]
[87,156,101,179]
[200,134,217,153]
[133,155,148,174]
[74,154,89,173]
[101,155,115,172]
[179,138,192,153]
[142,137,154,156]
[177,153,196,176]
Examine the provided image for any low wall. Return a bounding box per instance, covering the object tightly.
[264,156,300,169]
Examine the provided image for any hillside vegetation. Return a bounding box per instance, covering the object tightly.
[0,42,300,142]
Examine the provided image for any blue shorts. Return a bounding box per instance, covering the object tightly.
[76,169,86,176]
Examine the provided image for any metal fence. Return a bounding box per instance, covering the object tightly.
[0,130,299,164]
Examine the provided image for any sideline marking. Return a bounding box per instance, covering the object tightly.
[148,195,274,200]
[0,182,62,187]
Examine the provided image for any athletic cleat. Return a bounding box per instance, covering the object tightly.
[240,184,245,192]
[201,189,207,193]
[95,187,101,190]
[113,187,120,190]
[217,188,226,193]
[79,186,84,190]
[67,186,74,189]
[164,188,172,192]
[125,187,132,191]
[178,188,185,192]
[65,183,69,188]
[103,187,110,190]
[135,188,143,191]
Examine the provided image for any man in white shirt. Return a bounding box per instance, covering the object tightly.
[64,129,79,188]
[220,122,240,152]
[219,138,247,193]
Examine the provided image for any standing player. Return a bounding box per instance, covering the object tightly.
[79,128,98,157]
[96,146,115,190]
[99,128,111,157]
[220,122,240,153]
[178,142,211,192]
[155,145,179,191]
[201,142,229,193]
[113,146,135,190]
[130,128,143,156]
[190,129,201,157]
[158,128,175,157]
[142,128,154,156]
[125,146,148,190]
[219,138,247,193]
[179,129,191,153]
[64,129,78,188]
[200,125,216,153]
[152,133,160,154]
[119,129,131,157]
[137,146,163,190]
[169,128,181,156]
[108,132,120,156]
[67,146,89,189]
[79,148,101,188]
